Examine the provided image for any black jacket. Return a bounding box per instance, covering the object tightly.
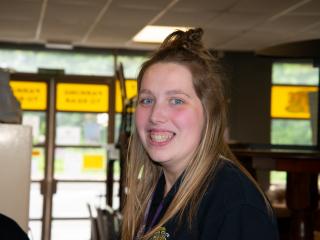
[144,160,279,240]
[0,214,29,240]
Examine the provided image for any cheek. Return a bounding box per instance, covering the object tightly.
[135,107,149,132]
[173,108,204,135]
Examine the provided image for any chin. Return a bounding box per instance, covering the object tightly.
[148,154,170,165]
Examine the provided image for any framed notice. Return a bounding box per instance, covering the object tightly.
[56,83,109,112]
[10,81,47,110]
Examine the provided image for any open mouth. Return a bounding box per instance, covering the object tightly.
[149,130,175,144]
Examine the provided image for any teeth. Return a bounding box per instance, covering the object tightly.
[150,132,174,142]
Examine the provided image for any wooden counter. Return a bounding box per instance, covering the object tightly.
[232,147,320,240]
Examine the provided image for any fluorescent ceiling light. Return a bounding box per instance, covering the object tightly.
[45,41,73,50]
[133,25,190,43]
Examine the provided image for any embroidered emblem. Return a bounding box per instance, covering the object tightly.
[149,227,170,240]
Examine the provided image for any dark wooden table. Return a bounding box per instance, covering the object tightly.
[232,147,320,240]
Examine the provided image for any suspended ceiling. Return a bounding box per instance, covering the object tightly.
[0,0,319,51]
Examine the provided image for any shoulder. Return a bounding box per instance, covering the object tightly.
[196,159,278,238]
[163,159,279,240]
[0,214,29,240]
[0,213,19,229]
[204,158,267,211]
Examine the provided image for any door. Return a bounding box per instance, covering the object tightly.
[11,73,116,240]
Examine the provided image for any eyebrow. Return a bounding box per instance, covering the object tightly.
[139,89,192,98]
[139,89,152,95]
[166,90,192,98]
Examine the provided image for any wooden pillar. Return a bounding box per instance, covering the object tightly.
[286,172,318,240]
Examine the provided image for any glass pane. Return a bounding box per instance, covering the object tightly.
[29,182,43,219]
[115,113,122,143]
[22,111,46,144]
[272,62,319,85]
[0,49,114,76]
[113,160,120,180]
[28,220,42,240]
[271,119,314,145]
[113,182,120,209]
[268,171,287,207]
[56,112,108,146]
[271,86,318,119]
[270,171,287,185]
[31,148,45,180]
[51,220,90,240]
[117,55,149,78]
[52,182,106,218]
[54,148,107,180]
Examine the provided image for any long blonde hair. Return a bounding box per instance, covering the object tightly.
[121,28,267,240]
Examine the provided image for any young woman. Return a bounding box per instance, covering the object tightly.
[122,28,279,240]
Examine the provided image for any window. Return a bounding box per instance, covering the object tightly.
[117,55,148,78]
[7,48,147,240]
[270,62,319,186]
[0,49,114,76]
[271,62,319,146]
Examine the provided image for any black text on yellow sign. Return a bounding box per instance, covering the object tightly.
[56,83,109,112]
[10,81,47,110]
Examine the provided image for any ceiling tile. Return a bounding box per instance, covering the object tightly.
[172,0,238,12]
[115,0,172,10]
[202,27,239,49]
[155,10,217,27]
[0,19,36,39]
[257,15,320,33]
[0,0,318,51]
[230,0,302,13]
[291,0,320,15]
[0,0,42,20]
[86,25,136,45]
[97,4,159,27]
[218,30,289,51]
[88,3,160,43]
[40,0,105,41]
[207,12,268,31]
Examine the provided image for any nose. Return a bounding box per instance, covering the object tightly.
[149,102,167,124]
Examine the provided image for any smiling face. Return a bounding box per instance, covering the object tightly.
[135,62,205,174]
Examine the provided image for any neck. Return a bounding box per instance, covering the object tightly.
[161,157,192,196]
[162,167,183,196]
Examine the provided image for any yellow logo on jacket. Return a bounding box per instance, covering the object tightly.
[150,227,170,240]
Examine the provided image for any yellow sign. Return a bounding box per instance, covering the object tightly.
[32,149,41,156]
[271,85,318,119]
[83,155,104,170]
[10,81,47,110]
[57,83,109,112]
[116,80,137,112]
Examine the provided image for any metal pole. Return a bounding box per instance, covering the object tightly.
[314,58,320,149]
[107,78,116,206]
[41,77,56,240]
